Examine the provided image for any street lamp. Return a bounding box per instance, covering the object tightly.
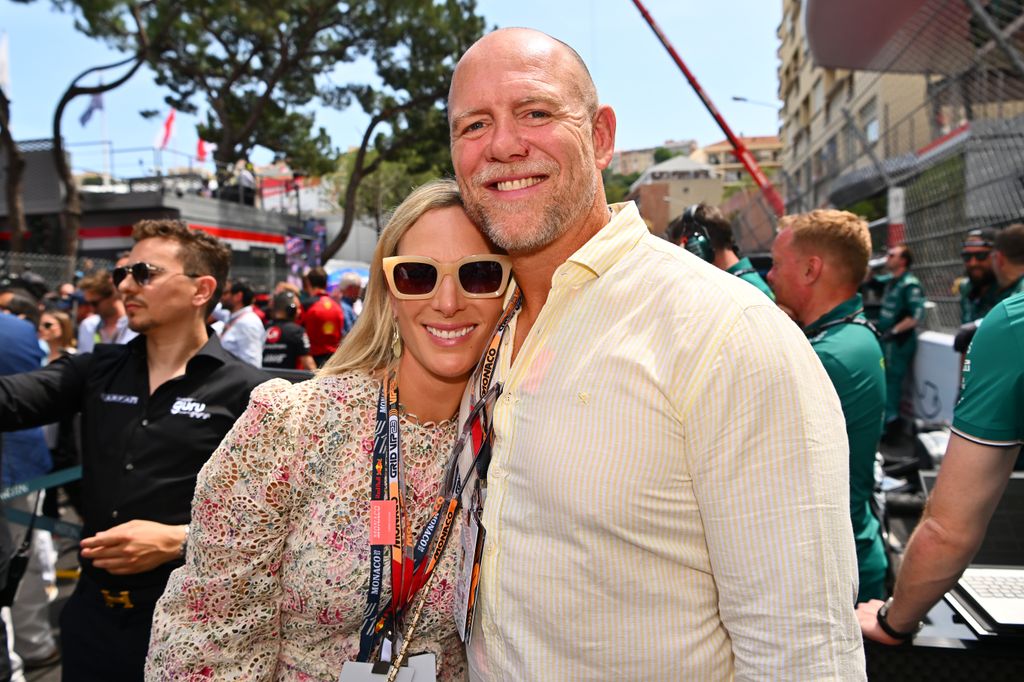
[731,96,780,109]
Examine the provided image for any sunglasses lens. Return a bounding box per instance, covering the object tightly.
[132,263,152,285]
[459,260,505,294]
[961,251,989,262]
[112,267,128,287]
[393,262,438,296]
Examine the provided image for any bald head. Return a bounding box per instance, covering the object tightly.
[449,28,598,124]
[446,27,616,256]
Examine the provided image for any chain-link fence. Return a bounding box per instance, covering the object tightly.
[0,252,114,291]
[732,0,1024,332]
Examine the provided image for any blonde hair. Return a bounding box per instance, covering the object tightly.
[778,209,872,285]
[41,309,75,349]
[319,178,466,376]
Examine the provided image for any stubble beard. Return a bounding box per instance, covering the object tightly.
[463,164,599,255]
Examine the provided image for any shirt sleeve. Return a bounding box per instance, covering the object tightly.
[146,378,303,681]
[0,353,89,430]
[240,316,266,367]
[906,280,927,322]
[951,304,1024,445]
[684,304,864,680]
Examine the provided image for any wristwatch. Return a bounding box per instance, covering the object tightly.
[876,597,921,641]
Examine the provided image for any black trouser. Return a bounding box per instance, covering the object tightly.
[59,574,165,682]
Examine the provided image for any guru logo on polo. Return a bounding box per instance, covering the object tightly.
[171,397,211,420]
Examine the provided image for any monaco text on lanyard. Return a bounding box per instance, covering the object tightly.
[356,372,504,670]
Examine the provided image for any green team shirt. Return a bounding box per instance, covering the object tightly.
[957,277,1001,325]
[997,275,1024,301]
[728,256,775,301]
[804,293,888,591]
[953,292,1024,446]
[877,271,927,334]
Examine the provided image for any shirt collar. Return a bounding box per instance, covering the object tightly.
[125,327,234,368]
[561,202,647,282]
[727,257,754,274]
[804,293,864,335]
[227,305,254,322]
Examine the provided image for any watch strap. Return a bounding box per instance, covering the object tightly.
[877,597,920,641]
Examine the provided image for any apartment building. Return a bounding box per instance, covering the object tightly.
[777,0,932,212]
[691,136,783,186]
[625,156,724,235]
[610,139,697,176]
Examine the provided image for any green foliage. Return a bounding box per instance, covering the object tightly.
[602,168,641,204]
[57,0,398,179]
[653,146,676,164]
[325,151,439,233]
[322,0,486,257]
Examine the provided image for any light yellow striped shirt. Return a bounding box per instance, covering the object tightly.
[461,202,864,681]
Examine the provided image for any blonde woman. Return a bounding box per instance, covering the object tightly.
[146,179,511,681]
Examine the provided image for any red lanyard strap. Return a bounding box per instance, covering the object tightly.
[357,377,503,663]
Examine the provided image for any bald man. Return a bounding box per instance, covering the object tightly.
[449,28,864,681]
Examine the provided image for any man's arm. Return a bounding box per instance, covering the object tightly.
[688,304,864,679]
[0,354,89,430]
[893,281,928,334]
[240,315,265,367]
[857,434,1020,642]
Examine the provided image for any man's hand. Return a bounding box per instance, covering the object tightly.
[79,520,185,575]
[855,600,905,646]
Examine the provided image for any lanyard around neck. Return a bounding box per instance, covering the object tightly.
[357,291,520,664]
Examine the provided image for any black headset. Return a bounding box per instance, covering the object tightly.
[678,204,715,263]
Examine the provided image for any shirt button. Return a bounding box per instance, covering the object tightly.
[141,419,149,427]
[489,466,506,480]
[125,463,134,471]
[111,510,119,519]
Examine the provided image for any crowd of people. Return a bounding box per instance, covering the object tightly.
[0,26,1019,682]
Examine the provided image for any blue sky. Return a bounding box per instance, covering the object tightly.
[1,1,782,177]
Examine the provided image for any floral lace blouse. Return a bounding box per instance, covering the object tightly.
[145,371,467,681]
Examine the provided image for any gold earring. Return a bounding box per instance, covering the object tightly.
[391,325,402,358]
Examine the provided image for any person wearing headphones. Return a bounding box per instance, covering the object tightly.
[261,291,316,371]
[667,202,775,300]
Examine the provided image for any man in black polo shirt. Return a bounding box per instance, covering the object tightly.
[262,291,316,371]
[0,219,268,681]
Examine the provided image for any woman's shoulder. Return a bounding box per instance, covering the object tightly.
[251,369,378,403]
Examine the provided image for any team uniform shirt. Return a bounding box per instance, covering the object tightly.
[728,255,775,301]
[77,314,138,353]
[956,277,1001,325]
[997,274,1024,301]
[262,320,311,369]
[463,201,864,681]
[953,292,1024,446]
[302,291,344,359]
[876,271,927,335]
[0,333,268,590]
[804,293,888,601]
[220,304,265,367]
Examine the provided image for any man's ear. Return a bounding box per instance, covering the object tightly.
[592,105,617,171]
[805,255,824,285]
[193,276,218,312]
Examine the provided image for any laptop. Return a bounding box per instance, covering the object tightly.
[919,471,1024,635]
